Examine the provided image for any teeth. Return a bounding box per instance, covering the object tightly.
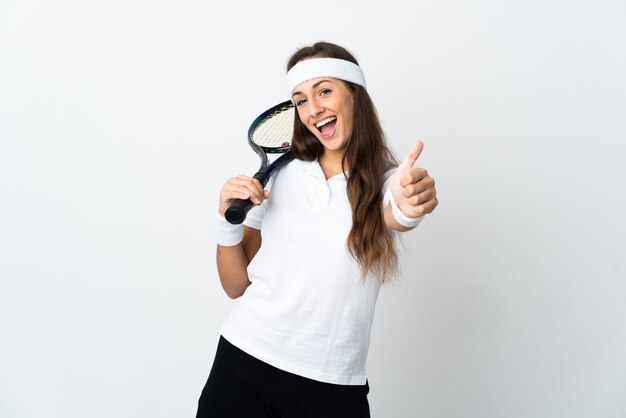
[315,117,336,128]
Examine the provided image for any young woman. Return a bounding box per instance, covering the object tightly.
[197,42,438,418]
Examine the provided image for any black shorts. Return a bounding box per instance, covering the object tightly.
[196,336,370,418]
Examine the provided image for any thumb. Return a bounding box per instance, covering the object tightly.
[396,140,424,176]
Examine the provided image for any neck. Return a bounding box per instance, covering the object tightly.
[319,152,347,179]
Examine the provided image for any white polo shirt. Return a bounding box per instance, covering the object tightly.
[220,158,384,385]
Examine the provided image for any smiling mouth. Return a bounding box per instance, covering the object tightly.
[315,116,336,129]
[315,116,337,136]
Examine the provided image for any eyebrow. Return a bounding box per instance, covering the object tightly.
[291,79,332,98]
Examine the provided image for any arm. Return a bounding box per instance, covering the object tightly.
[384,203,416,232]
[385,141,438,231]
[216,226,261,299]
[215,175,269,298]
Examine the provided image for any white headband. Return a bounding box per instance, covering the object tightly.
[287,58,367,93]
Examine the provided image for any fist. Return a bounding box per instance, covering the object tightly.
[218,175,270,217]
[390,141,438,218]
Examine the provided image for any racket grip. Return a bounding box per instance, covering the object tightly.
[252,172,269,187]
[224,171,271,224]
[224,198,253,225]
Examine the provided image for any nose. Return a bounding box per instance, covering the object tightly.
[307,97,324,118]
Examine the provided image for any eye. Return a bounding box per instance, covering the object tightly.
[295,98,307,107]
[319,88,331,96]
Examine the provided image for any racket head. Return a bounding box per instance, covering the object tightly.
[247,100,294,156]
[224,100,296,225]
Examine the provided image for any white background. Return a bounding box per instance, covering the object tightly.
[1,1,625,417]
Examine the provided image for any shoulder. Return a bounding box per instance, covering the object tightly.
[285,158,317,173]
[271,158,319,186]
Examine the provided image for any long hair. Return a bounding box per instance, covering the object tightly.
[287,42,399,283]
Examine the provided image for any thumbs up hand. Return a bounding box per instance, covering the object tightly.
[390,141,438,220]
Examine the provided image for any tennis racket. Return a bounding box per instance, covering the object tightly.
[225,100,295,224]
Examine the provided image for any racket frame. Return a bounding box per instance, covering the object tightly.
[224,100,295,224]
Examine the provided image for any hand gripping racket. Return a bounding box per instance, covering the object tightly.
[225,100,295,224]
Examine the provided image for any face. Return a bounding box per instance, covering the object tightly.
[291,77,355,156]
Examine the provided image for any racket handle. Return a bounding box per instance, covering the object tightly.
[224,172,269,225]
[224,198,253,225]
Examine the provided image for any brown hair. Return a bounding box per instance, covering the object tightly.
[287,42,398,283]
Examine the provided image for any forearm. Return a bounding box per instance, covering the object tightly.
[216,244,252,299]
[215,223,261,299]
[384,202,415,232]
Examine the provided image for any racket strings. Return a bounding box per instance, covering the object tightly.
[251,106,294,149]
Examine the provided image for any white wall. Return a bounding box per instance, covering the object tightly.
[1,1,625,417]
